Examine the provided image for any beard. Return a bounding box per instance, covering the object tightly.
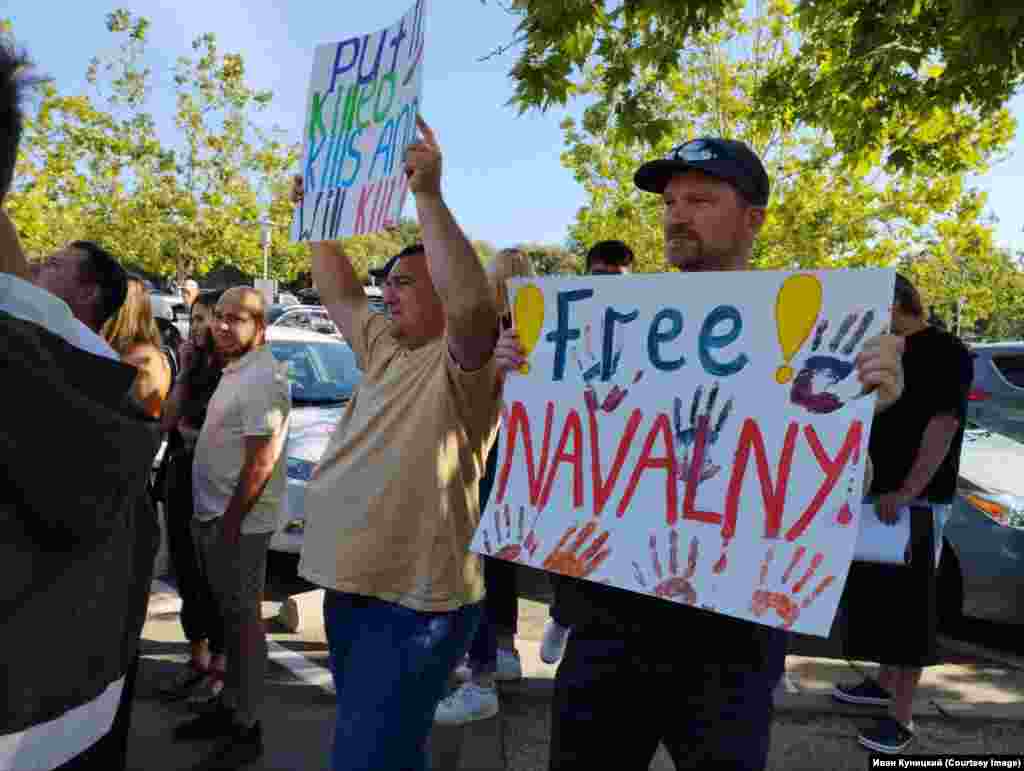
[664,228,742,272]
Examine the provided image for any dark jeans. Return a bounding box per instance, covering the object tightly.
[163,449,224,654]
[549,627,786,770]
[323,591,482,771]
[467,556,519,674]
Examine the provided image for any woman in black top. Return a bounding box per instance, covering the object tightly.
[156,290,227,706]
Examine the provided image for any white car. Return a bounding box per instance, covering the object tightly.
[269,305,341,338]
[266,326,362,553]
[149,290,189,323]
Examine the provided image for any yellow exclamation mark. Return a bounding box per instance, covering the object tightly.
[775,274,823,384]
[513,284,545,375]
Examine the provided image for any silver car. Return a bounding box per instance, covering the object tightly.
[966,342,1024,442]
[939,420,1024,626]
[266,326,362,554]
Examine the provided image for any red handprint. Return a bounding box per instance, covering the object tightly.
[749,546,835,629]
[573,326,644,414]
[482,503,541,563]
[542,521,611,578]
[632,531,701,606]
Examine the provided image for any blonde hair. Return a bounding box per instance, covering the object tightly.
[488,248,535,316]
[102,276,162,355]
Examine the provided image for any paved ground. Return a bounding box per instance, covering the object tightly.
[134,559,1024,770]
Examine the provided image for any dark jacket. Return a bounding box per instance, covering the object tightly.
[0,311,162,764]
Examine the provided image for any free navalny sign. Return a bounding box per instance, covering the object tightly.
[469,268,896,637]
[292,0,426,242]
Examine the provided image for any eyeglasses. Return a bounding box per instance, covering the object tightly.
[665,139,729,163]
[214,311,255,327]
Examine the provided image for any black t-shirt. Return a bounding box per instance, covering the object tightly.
[868,326,973,503]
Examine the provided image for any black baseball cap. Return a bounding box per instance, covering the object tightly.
[368,243,426,281]
[368,254,400,281]
[634,138,770,206]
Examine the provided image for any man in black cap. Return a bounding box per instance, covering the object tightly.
[495,136,906,770]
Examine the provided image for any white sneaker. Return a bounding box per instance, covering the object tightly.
[434,683,499,726]
[453,657,473,683]
[496,648,522,681]
[540,620,570,664]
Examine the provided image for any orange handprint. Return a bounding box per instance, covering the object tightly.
[632,530,700,606]
[482,503,541,563]
[541,521,611,578]
[749,545,835,629]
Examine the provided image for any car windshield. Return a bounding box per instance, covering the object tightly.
[269,340,362,406]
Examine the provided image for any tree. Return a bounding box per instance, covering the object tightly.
[556,0,1016,302]
[7,11,303,282]
[519,242,581,275]
[485,0,1024,168]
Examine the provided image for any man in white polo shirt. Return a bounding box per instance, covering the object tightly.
[174,286,290,771]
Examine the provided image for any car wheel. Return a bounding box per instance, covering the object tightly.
[936,545,964,634]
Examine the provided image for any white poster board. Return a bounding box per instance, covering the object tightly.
[291,0,426,242]
[469,269,895,637]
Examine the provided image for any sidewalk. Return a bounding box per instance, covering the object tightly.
[141,576,1024,770]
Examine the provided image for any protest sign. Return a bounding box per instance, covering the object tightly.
[469,269,895,637]
[291,0,426,242]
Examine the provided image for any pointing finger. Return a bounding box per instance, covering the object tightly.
[415,114,438,148]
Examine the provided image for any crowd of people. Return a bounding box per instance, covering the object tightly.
[1,31,977,771]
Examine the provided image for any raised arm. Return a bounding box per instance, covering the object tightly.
[405,116,498,371]
[291,175,368,340]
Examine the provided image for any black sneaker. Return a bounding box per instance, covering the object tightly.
[831,678,892,706]
[193,722,263,770]
[157,663,207,702]
[173,699,237,742]
[858,716,915,754]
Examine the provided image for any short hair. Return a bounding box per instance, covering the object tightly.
[397,242,425,259]
[0,39,39,200]
[71,240,128,326]
[894,273,924,318]
[192,289,224,315]
[586,240,635,271]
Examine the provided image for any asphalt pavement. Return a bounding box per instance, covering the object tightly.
[132,559,1024,771]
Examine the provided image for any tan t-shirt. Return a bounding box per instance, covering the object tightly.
[298,304,500,612]
[193,344,291,534]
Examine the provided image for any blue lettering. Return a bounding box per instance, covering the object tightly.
[327,37,360,96]
[601,307,639,381]
[699,305,749,377]
[368,119,396,182]
[647,308,686,371]
[545,289,593,381]
[357,31,387,88]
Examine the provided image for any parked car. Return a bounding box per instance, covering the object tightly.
[938,419,1024,627]
[148,289,189,324]
[277,292,300,307]
[266,326,362,554]
[966,342,1024,442]
[268,305,341,337]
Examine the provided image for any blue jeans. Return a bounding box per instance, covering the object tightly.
[323,591,482,771]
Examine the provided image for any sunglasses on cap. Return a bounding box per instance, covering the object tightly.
[665,138,731,163]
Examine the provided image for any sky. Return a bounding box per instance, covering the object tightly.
[8,0,1024,254]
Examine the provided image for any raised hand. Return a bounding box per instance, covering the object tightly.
[542,521,611,578]
[404,115,442,196]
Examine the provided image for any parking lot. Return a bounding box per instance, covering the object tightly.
[130,556,1024,771]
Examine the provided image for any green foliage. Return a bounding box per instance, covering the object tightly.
[487,0,1024,168]
[8,11,301,282]
[518,242,581,275]
[555,1,1024,330]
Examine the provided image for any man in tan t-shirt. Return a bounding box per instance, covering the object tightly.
[292,115,501,771]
